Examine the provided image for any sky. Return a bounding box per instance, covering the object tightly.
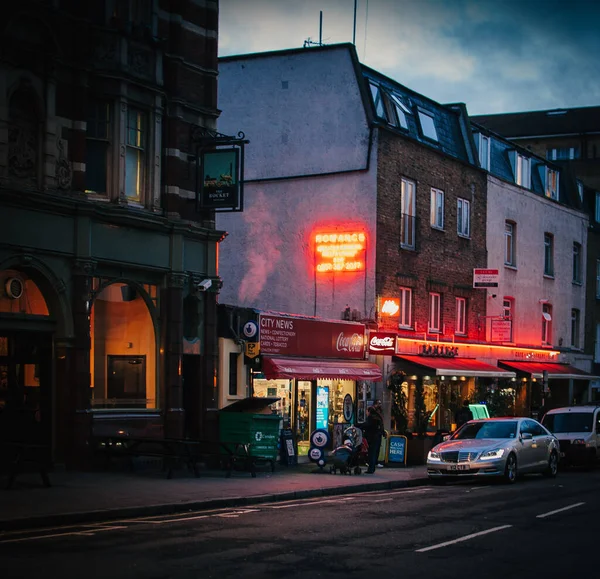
[219,0,600,115]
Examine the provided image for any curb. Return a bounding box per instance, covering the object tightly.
[0,476,430,533]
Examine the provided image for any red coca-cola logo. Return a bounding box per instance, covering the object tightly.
[336,332,363,352]
[368,333,396,353]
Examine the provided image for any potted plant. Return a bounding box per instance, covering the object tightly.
[387,371,408,434]
[406,380,434,465]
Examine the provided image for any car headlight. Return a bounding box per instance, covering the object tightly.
[427,450,442,462]
[479,449,505,461]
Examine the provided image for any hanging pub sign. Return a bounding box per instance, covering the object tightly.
[198,148,241,210]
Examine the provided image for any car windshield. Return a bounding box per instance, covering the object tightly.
[453,420,517,440]
[542,412,593,433]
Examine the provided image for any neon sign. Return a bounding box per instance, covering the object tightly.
[380,298,400,317]
[315,232,366,273]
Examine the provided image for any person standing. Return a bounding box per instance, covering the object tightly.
[454,399,474,429]
[364,399,385,474]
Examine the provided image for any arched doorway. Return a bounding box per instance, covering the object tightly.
[0,269,54,445]
[90,282,158,410]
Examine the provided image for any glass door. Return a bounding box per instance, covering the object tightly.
[295,380,312,455]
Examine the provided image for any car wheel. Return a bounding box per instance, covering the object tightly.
[543,451,558,478]
[503,453,517,484]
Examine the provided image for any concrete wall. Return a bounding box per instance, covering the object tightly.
[486,174,588,349]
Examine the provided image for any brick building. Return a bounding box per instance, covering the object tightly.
[0,0,223,466]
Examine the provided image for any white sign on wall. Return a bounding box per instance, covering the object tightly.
[473,268,499,288]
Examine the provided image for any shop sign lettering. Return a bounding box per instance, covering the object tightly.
[368,332,397,354]
[336,332,363,353]
[421,344,459,357]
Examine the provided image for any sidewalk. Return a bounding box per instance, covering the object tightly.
[0,461,429,531]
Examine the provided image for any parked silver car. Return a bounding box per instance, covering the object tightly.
[427,417,560,484]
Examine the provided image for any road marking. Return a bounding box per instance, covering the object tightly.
[268,497,354,509]
[536,502,585,519]
[372,498,394,503]
[416,525,512,553]
[0,526,128,544]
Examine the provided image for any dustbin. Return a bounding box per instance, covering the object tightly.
[219,397,281,474]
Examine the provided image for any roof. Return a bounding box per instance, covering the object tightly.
[471,106,600,139]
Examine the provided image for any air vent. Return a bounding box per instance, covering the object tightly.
[5,277,24,299]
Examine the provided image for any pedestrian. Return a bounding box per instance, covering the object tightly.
[454,399,473,429]
[364,399,386,473]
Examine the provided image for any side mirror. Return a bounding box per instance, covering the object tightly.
[521,432,533,440]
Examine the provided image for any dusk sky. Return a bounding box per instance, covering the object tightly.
[219,0,600,115]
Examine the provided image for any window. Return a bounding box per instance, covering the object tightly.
[456,297,466,335]
[457,198,470,237]
[503,298,514,342]
[596,192,600,223]
[389,93,410,130]
[571,309,580,349]
[399,287,412,328]
[597,260,600,298]
[418,110,438,141]
[545,167,559,200]
[85,100,112,194]
[369,82,387,120]
[229,352,238,396]
[516,153,531,188]
[544,233,554,277]
[573,242,582,283]
[430,188,444,229]
[596,323,600,363]
[476,133,490,170]
[542,304,552,345]
[504,221,516,266]
[577,180,584,203]
[125,107,147,201]
[400,177,416,249]
[429,292,441,332]
[546,147,578,160]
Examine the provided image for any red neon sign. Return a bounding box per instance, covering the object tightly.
[315,231,366,273]
[380,297,400,317]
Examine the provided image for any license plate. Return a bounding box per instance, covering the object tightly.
[448,464,469,471]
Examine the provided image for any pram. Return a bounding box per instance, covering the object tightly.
[329,425,369,475]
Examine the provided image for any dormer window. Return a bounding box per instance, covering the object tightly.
[545,167,559,200]
[511,152,531,189]
[369,82,387,120]
[418,110,438,141]
[474,132,491,170]
[389,94,410,130]
[577,180,584,202]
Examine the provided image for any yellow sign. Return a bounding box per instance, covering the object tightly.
[245,342,260,358]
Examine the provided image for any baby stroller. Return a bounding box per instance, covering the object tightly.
[329,425,369,475]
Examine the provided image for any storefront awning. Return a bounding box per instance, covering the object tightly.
[394,355,516,378]
[262,356,382,381]
[498,361,600,380]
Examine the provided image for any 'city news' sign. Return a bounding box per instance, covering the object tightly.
[473,268,499,288]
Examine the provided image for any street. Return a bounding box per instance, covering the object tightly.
[1,469,598,579]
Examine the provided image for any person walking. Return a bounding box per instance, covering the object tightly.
[364,399,385,474]
[454,399,473,429]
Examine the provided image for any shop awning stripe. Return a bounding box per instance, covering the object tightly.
[394,355,516,378]
[261,356,382,381]
[498,361,600,380]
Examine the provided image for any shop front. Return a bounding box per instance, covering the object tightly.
[251,313,382,454]
[498,361,600,418]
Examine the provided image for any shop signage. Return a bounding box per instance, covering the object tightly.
[386,435,407,465]
[343,394,353,422]
[314,231,366,273]
[259,314,365,358]
[379,297,400,317]
[368,332,397,355]
[491,319,512,342]
[421,344,459,357]
[198,148,241,210]
[316,388,329,430]
[473,268,499,288]
[245,342,260,358]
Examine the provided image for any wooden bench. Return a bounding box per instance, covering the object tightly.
[0,441,52,490]
[90,436,259,478]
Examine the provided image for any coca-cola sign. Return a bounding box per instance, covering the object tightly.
[368,332,397,355]
[260,314,365,359]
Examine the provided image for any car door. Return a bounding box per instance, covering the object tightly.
[530,420,552,469]
[517,419,537,472]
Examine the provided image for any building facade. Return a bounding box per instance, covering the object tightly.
[0,0,223,466]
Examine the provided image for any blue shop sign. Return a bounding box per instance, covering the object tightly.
[387,435,407,465]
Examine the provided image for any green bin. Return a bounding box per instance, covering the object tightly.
[219,397,281,462]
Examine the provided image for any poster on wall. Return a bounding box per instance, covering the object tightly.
[316,386,329,430]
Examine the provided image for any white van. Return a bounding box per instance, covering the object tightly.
[541,404,600,467]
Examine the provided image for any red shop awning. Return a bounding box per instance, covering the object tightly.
[262,356,382,381]
[394,355,516,378]
[498,361,600,380]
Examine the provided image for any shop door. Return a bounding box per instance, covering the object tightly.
[182,354,201,439]
[295,380,312,455]
[0,332,52,444]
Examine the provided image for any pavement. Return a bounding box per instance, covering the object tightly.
[0,459,429,532]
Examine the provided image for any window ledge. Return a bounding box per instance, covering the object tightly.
[457,233,470,240]
[543,274,555,280]
[504,264,517,271]
[399,244,416,251]
[431,226,445,232]
[572,281,583,287]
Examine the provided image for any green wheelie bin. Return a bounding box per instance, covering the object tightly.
[219,397,281,476]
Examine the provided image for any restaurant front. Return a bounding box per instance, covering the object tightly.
[251,313,382,453]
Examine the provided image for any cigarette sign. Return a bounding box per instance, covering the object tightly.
[473,268,499,288]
